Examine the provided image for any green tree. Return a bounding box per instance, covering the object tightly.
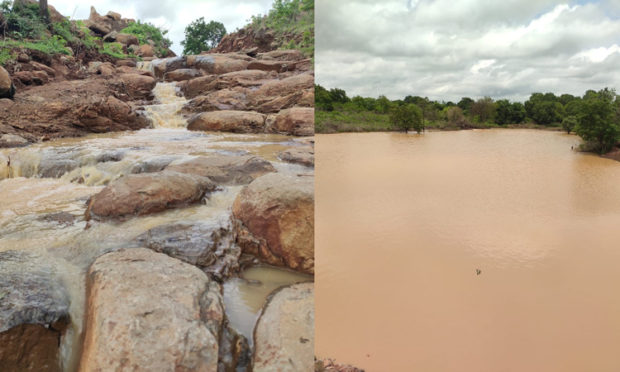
[575,88,620,154]
[561,115,578,134]
[470,97,496,123]
[390,104,423,133]
[181,17,226,55]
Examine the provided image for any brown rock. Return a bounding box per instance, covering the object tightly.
[252,283,314,371]
[152,56,187,78]
[188,110,266,134]
[30,61,56,77]
[79,248,224,372]
[249,73,314,113]
[164,68,202,82]
[181,70,268,99]
[166,155,276,185]
[0,250,71,372]
[85,171,216,220]
[278,146,314,167]
[184,88,250,112]
[257,50,305,61]
[116,33,139,46]
[247,60,296,73]
[118,73,156,99]
[0,133,29,148]
[136,44,155,57]
[115,59,137,67]
[267,107,314,136]
[233,173,314,273]
[0,65,15,98]
[187,54,250,74]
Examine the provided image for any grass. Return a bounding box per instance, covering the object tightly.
[1,36,72,57]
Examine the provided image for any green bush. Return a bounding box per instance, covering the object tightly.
[121,21,171,57]
[0,48,16,66]
[1,0,47,39]
[101,42,126,58]
[1,36,71,56]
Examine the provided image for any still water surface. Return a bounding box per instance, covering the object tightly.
[316,130,620,371]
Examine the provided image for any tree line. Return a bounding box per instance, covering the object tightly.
[315,85,620,154]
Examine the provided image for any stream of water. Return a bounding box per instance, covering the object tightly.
[0,80,311,370]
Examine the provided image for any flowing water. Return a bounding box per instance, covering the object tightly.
[0,80,312,371]
[315,130,620,372]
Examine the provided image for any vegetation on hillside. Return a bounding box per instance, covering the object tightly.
[0,1,171,66]
[316,84,620,154]
[249,0,314,56]
[181,17,226,55]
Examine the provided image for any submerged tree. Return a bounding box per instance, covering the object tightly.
[575,88,620,154]
[181,17,226,55]
[390,104,423,133]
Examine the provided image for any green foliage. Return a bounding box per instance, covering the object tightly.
[51,19,75,43]
[180,17,226,55]
[561,115,578,134]
[1,35,71,56]
[249,0,314,57]
[575,88,620,154]
[121,21,171,57]
[525,92,566,125]
[101,42,126,58]
[495,99,526,125]
[1,0,47,39]
[0,48,16,66]
[390,104,423,133]
[470,97,496,123]
[74,20,101,50]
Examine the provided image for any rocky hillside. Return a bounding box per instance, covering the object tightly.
[212,0,314,57]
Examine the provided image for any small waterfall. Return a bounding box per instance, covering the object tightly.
[144,82,189,129]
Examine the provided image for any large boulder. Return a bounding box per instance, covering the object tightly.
[166,155,275,185]
[136,44,155,57]
[187,110,266,134]
[249,73,314,113]
[187,54,251,74]
[164,68,202,82]
[184,88,250,112]
[79,248,225,372]
[85,171,216,220]
[267,107,314,136]
[0,133,29,148]
[0,251,71,372]
[1,65,15,99]
[233,173,314,273]
[135,219,241,281]
[278,146,314,167]
[252,283,314,372]
[117,73,156,99]
[115,33,139,46]
[85,6,131,36]
[152,56,187,79]
[181,70,268,99]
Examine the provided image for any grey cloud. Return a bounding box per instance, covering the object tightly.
[316,0,620,101]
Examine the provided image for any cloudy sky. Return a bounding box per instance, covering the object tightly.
[316,0,620,102]
[50,0,273,55]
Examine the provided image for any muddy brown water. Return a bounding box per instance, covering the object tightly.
[0,81,312,371]
[315,130,620,372]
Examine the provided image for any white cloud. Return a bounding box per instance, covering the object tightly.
[316,0,620,102]
[49,0,273,55]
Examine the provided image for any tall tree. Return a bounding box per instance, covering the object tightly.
[390,104,423,133]
[181,17,226,55]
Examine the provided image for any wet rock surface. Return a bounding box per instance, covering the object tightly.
[166,155,276,185]
[135,219,241,281]
[86,171,216,220]
[233,173,314,274]
[0,251,71,372]
[188,110,267,134]
[252,282,314,372]
[79,248,226,371]
[278,145,314,167]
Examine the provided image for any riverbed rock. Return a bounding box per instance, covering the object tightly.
[164,68,202,82]
[184,88,250,112]
[117,73,157,99]
[0,251,71,372]
[130,155,180,174]
[135,219,241,281]
[166,155,275,185]
[188,110,266,134]
[278,146,314,167]
[249,73,314,113]
[85,171,216,220]
[252,283,314,371]
[0,78,151,140]
[267,107,314,136]
[0,133,29,147]
[233,173,314,273]
[187,54,250,75]
[181,70,268,99]
[152,56,187,79]
[79,248,224,372]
